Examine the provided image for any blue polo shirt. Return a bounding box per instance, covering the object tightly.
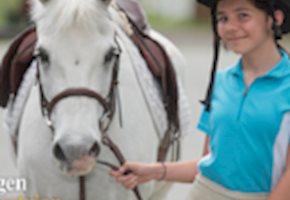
[197,50,290,193]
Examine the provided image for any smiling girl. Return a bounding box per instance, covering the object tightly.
[110,0,290,199]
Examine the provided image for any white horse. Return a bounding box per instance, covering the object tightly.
[7,0,191,199]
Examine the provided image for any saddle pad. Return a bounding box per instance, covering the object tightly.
[117,28,192,140]
[4,61,37,140]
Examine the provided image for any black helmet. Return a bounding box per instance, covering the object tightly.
[198,0,290,33]
[198,0,290,111]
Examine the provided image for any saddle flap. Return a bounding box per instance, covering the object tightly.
[130,25,179,132]
[131,34,165,78]
[0,26,36,107]
[130,28,180,162]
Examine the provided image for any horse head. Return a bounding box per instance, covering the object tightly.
[30,0,120,176]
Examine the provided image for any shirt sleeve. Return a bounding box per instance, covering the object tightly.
[197,106,210,135]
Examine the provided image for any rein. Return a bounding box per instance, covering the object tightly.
[96,135,143,200]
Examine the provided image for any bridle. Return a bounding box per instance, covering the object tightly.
[34,34,142,200]
[35,45,120,132]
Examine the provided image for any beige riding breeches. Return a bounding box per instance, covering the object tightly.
[188,174,268,200]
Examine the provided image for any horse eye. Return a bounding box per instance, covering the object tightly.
[36,47,50,64]
[104,48,119,64]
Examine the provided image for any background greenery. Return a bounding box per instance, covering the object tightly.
[0,0,22,27]
[0,0,201,38]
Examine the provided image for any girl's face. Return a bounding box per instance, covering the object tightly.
[216,0,274,55]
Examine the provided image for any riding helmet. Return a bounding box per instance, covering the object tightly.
[198,0,290,33]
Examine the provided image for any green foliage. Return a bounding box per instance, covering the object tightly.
[147,14,209,31]
[0,0,22,26]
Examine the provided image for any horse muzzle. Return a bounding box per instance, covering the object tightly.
[52,138,100,176]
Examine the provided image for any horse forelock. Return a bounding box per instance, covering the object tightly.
[30,0,111,34]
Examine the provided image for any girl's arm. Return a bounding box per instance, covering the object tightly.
[110,136,210,189]
[161,136,210,183]
[110,160,198,189]
[202,136,210,156]
[269,145,290,200]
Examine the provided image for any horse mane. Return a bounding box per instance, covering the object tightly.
[29,0,111,33]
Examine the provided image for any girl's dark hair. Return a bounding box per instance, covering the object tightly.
[249,0,282,39]
[249,0,290,55]
[201,0,220,112]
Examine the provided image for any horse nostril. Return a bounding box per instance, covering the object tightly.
[53,143,66,161]
[89,142,100,157]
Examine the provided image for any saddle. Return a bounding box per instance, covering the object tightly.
[0,10,180,161]
[0,26,36,107]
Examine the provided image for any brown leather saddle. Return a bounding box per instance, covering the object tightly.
[0,15,180,161]
[0,26,36,107]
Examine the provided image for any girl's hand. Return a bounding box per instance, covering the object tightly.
[109,162,162,189]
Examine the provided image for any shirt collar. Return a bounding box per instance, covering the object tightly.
[230,49,290,79]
